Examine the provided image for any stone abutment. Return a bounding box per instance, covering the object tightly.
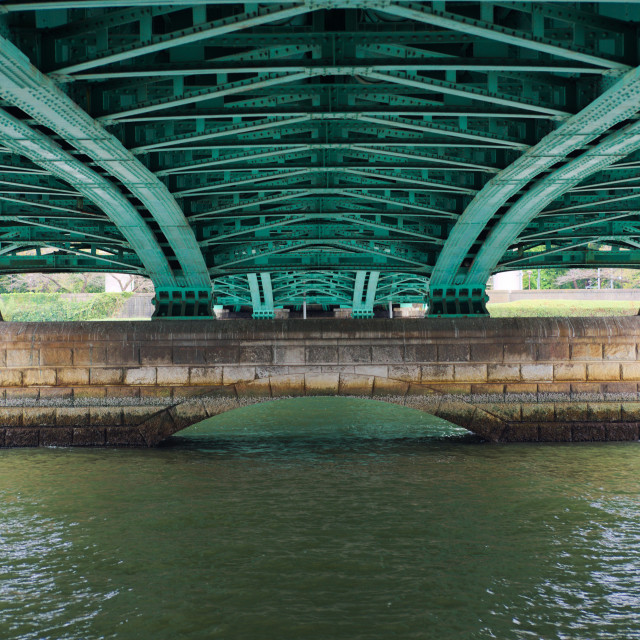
[0,318,639,446]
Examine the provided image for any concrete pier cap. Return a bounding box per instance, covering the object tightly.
[0,317,639,447]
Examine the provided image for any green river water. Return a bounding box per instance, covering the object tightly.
[1,397,639,640]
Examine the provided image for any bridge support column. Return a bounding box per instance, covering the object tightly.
[426,284,489,317]
[248,273,275,319]
[352,271,380,318]
[152,287,214,319]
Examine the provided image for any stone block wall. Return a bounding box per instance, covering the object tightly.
[0,317,639,446]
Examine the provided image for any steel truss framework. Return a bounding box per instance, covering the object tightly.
[0,1,639,317]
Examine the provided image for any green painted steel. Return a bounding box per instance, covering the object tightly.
[0,1,639,317]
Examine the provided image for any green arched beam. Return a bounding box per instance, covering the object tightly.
[0,107,174,286]
[0,34,212,316]
[468,121,640,285]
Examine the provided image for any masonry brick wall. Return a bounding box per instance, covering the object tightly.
[0,317,639,446]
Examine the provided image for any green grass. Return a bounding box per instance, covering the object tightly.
[487,299,640,317]
[0,293,131,321]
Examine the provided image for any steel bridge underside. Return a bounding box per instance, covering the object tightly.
[1,1,640,317]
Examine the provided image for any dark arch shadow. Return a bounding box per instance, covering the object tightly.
[133,375,511,446]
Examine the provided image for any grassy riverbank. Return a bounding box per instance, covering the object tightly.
[0,293,131,321]
[0,293,638,321]
[487,299,639,317]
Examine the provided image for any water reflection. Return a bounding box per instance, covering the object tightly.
[0,398,638,640]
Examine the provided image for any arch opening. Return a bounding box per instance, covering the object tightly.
[166,397,474,449]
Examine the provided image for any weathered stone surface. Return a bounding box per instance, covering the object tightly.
[571,343,602,360]
[273,345,305,365]
[203,346,238,365]
[436,402,476,430]
[454,364,487,383]
[5,317,640,446]
[306,345,339,364]
[372,377,409,397]
[371,345,404,363]
[403,344,437,363]
[189,367,223,385]
[477,403,521,422]
[169,398,208,429]
[570,382,604,400]
[469,408,506,441]
[338,345,371,364]
[140,345,173,365]
[339,373,374,395]
[72,386,107,400]
[604,343,636,361]
[521,403,555,422]
[471,383,504,396]
[354,365,388,378]
[239,345,273,364]
[56,407,90,427]
[305,373,340,395]
[572,423,606,442]
[222,367,256,384]
[200,394,240,418]
[621,363,640,380]
[421,364,454,382]
[521,364,553,382]
[91,367,124,385]
[504,343,536,363]
[622,402,640,421]
[235,378,271,398]
[470,343,503,363]
[587,362,621,381]
[136,410,175,445]
[23,369,56,387]
[106,344,139,365]
[90,407,123,427]
[23,408,55,427]
[57,367,89,386]
[587,402,621,422]
[7,348,38,367]
[6,428,39,447]
[0,369,22,386]
[388,365,420,383]
[173,346,206,365]
[73,346,107,366]
[605,423,639,441]
[500,423,539,442]
[41,427,73,447]
[40,348,72,366]
[555,402,588,422]
[554,363,587,382]
[106,426,145,446]
[156,366,190,386]
[122,406,159,426]
[437,343,469,362]
[73,427,105,446]
[6,388,39,402]
[124,367,157,386]
[487,364,520,382]
[537,343,569,361]
[270,374,305,397]
[539,423,572,442]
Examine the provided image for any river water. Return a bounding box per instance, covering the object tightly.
[1,397,639,640]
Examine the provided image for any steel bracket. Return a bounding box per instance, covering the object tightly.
[151,287,214,320]
[426,285,489,317]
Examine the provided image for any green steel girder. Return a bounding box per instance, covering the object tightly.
[247,272,275,318]
[468,120,640,285]
[0,104,174,285]
[2,1,640,316]
[428,62,640,304]
[0,34,211,292]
